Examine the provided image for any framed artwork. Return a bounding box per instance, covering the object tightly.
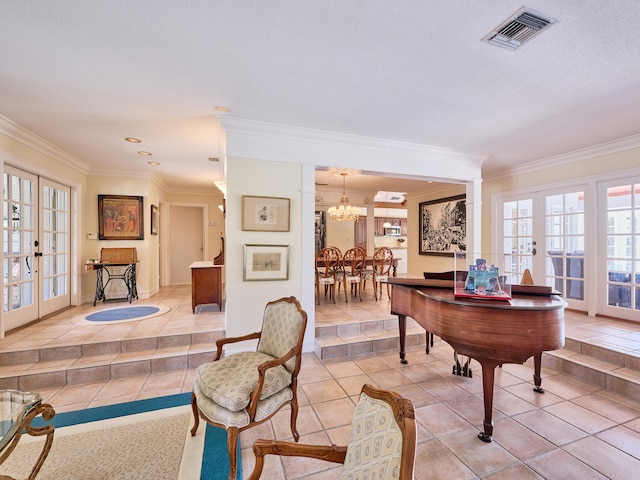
[419,194,466,256]
[242,195,290,232]
[150,204,159,235]
[98,195,144,240]
[243,244,290,281]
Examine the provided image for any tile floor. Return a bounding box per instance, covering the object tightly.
[3,286,640,479]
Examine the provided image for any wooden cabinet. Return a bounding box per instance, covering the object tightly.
[190,261,223,313]
[374,218,407,236]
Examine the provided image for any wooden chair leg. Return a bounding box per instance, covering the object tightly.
[290,398,300,442]
[227,427,239,480]
[190,392,200,436]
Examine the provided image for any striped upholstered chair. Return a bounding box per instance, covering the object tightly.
[248,384,417,480]
[190,296,307,480]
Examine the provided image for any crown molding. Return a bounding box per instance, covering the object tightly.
[220,116,488,166]
[0,114,91,175]
[485,134,640,181]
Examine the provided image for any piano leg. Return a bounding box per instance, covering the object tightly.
[398,314,408,364]
[478,359,501,443]
[532,352,545,393]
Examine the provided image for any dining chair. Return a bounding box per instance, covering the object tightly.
[247,384,416,480]
[190,296,308,480]
[315,247,342,304]
[342,247,366,302]
[364,247,394,301]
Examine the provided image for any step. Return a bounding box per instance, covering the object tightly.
[542,336,640,400]
[314,317,427,359]
[0,331,224,392]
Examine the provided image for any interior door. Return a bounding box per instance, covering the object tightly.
[169,205,204,285]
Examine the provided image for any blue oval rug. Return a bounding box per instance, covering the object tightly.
[76,305,171,325]
[86,306,161,322]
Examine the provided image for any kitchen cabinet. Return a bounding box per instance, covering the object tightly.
[374,218,407,236]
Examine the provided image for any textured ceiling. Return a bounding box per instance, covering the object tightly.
[2,1,640,193]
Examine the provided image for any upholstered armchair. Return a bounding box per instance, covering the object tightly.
[247,384,416,480]
[190,296,308,480]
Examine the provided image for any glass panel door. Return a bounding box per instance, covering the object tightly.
[2,166,38,331]
[39,178,71,317]
[501,196,536,283]
[498,187,586,310]
[544,190,585,310]
[601,181,640,320]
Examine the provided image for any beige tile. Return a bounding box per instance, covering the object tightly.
[438,428,519,477]
[544,401,616,434]
[313,397,356,430]
[413,438,476,480]
[514,409,588,445]
[564,436,640,478]
[525,448,609,479]
[301,379,347,403]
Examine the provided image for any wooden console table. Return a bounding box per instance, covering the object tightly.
[190,261,223,313]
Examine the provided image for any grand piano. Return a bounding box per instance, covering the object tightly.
[389,277,566,442]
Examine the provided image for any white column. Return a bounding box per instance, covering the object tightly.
[466,178,482,254]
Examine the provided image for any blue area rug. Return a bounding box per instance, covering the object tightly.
[86,306,161,321]
[32,392,241,479]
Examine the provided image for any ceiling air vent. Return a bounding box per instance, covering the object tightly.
[483,7,556,50]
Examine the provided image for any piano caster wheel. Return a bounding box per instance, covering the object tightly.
[533,386,545,393]
[400,359,408,364]
[478,432,492,443]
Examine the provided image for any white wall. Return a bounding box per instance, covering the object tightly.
[224,157,310,350]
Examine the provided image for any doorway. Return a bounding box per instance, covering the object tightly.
[497,186,586,311]
[168,205,205,285]
[2,165,71,333]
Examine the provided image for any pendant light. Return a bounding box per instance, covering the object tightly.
[327,173,359,221]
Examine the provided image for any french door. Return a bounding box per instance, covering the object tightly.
[3,165,70,332]
[498,185,586,311]
[599,178,640,321]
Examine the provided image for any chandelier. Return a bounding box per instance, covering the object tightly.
[327,173,359,221]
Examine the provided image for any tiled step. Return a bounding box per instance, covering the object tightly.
[314,317,427,359]
[542,337,640,400]
[0,330,224,392]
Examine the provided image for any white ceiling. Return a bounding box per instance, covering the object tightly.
[2,1,640,194]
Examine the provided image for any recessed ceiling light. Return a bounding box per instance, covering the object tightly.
[138,151,152,156]
[215,106,231,113]
[125,137,141,143]
[147,161,160,166]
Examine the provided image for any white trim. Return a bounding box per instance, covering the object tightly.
[220,117,486,182]
[0,114,90,174]
[485,134,640,181]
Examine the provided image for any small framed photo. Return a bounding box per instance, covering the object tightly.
[98,195,144,240]
[243,244,290,281]
[150,204,159,235]
[242,195,290,232]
